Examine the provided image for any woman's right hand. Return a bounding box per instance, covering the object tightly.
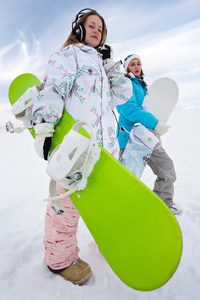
[34,123,55,160]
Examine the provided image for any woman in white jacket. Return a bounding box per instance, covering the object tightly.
[32,9,132,284]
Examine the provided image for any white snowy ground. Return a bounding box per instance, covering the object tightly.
[0,105,200,300]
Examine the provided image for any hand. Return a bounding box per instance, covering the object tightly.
[98,44,116,71]
[154,122,170,136]
[34,123,55,160]
[98,44,113,60]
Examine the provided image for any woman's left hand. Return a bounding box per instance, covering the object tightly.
[98,44,113,60]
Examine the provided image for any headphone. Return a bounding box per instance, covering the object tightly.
[72,8,93,42]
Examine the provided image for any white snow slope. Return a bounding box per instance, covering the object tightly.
[0,106,200,300]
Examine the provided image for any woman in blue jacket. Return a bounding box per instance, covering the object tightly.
[117,54,182,215]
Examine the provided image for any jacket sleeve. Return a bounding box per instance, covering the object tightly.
[106,61,133,106]
[32,48,77,125]
[116,93,159,130]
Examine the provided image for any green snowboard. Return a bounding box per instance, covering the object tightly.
[8,73,182,291]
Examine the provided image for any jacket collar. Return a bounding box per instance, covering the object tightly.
[76,43,98,53]
[128,72,135,78]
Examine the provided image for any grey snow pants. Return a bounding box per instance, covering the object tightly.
[119,146,176,207]
[147,146,176,207]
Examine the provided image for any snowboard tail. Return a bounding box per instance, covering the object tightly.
[8,73,182,291]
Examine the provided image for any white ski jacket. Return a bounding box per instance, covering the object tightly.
[32,44,132,158]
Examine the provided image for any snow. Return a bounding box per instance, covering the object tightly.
[0,106,200,300]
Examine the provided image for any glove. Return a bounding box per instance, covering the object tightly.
[98,44,112,60]
[154,122,170,136]
[34,123,55,160]
[98,44,116,71]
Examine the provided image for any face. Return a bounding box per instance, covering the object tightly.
[84,15,103,48]
[128,58,142,77]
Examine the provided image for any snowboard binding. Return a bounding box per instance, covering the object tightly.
[45,121,101,214]
[120,124,161,179]
[6,83,45,133]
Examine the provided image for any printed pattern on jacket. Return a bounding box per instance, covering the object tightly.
[32,44,132,158]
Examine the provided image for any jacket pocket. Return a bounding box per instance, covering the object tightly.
[76,62,101,96]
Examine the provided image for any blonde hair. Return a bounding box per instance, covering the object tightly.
[61,10,107,49]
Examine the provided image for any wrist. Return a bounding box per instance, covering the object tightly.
[103,58,117,71]
[34,122,55,137]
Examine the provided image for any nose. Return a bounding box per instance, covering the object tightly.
[93,27,99,34]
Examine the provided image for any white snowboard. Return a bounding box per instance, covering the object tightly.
[142,77,179,123]
[120,77,179,179]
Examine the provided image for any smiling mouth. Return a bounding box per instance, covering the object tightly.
[91,36,98,40]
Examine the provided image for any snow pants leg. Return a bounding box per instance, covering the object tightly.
[43,183,80,270]
[147,146,176,207]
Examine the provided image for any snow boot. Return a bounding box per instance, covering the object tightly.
[60,259,92,284]
[170,204,182,215]
[49,258,92,285]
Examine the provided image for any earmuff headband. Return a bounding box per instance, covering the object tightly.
[72,8,93,42]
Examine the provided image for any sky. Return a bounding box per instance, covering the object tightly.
[0,0,200,109]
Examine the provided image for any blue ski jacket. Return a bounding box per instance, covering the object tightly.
[116,76,159,149]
